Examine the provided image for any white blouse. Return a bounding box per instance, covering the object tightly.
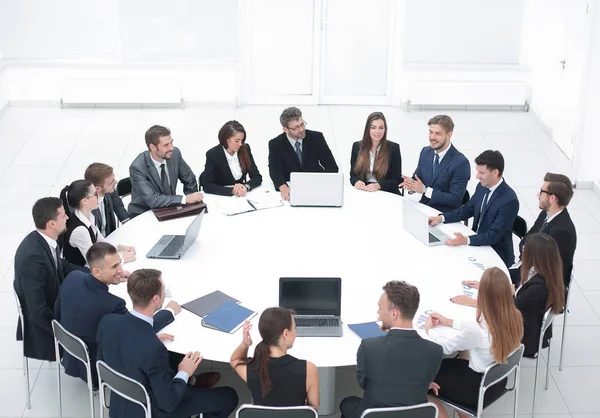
[69,209,107,261]
[223,147,243,181]
[366,146,380,183]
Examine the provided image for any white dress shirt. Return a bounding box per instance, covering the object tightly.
[286,134,303,151]
[428,319,494,373]
[69,209,107,261]
[424,146,451,199]
[150,156,185,205]
[366,146,380,183]
[222,146,243,181]
[37,230,58,268]
[546,208,564,224]
[97,195,107,236]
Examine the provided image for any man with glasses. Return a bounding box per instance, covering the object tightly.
[509,173,577,288]
[268,107,339,200]
[85,162,130,237]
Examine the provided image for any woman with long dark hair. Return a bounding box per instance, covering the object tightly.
[350,112,402,194]
[230,307,319,408]
[200,120,262,196]
[59,179,135,267]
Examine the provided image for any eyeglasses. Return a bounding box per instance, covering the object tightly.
[539,188,553,196]
[85,191,99,199]
[287,120,307,132]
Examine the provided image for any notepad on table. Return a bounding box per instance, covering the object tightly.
[201,301,257,334]
[348,322,386,339]
[182,290,240,318]
[216,197,256,216]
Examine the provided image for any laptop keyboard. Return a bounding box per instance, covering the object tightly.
[295,317,340,327]
[159,235,185,256]
[428,233,441,243]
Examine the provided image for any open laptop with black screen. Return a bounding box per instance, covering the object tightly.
[279,277,343,337]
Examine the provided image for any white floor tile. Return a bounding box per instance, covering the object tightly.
[547,326,600,367]
[552,366,600,414]
[551,291,600,327]
[574,234,600,261]
[0,368,42,417]
[573,260,600,291]
[576,190,600,210]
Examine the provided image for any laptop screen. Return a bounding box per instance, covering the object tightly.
[279,277,341,316]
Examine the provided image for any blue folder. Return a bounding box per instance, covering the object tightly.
[348,322,386,339]
[201,301,257,334]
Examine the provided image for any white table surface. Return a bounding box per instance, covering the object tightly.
[106,186,506,368]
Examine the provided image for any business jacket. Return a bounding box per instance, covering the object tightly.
[268,130,339,190]
[92,190,129,237]
[13,231,87,361]
[443,180,519,268]
[520,210,577,288]
[200,144,262,195]
[414,144,470,213]
[515,274,551,358]
[55,271,174,385]
[349,141,402,194]
[128,147,198,217]
[352,329,443,418]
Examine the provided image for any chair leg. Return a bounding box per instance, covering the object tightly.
[89,384,96,418]
[532,353,540,417]
[57,360,63,418]
[559,308,568,371]
[513,368,520,418]
[545,341,552,390]
[24,357,31,409]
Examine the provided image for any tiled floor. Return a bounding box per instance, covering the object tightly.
[0,105,597,418]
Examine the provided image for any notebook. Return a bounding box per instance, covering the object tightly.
[201,301,257,333]
[217,194,284,216]
[182,291,240,318]
[348,322,386,339]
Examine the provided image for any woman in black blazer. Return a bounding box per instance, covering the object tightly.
[200,120,262,196]
[350,112,402,194]
[516,232,565,358]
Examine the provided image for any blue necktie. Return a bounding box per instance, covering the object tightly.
[294,141,302,165]
[478,188,491,230]
[432,153,440,178]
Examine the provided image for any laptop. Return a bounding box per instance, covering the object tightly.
[402,200,451,247]
[146,212,204,259]
[279,277,343,337]
[289,172,344,207]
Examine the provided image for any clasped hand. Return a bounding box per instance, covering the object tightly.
[399,175,425,194]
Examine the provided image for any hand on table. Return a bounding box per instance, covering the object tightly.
[445,232,468,246]
[166,300,182,315]
[232,184,247,197]
[450,295,477,307]
[428,216,442,226]
[279,185,290,201]
[354,180,366,190]
[157,333,174,342]
[462,280,480,289]
[185,192,204,204]
[364,183,381,192]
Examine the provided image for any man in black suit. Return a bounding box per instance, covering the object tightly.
[339,281,443,418]
[13,197,87,362]
[268,107,339,200]
[97,269,238,418]
[84,162,130,236]
[510,172,577,288]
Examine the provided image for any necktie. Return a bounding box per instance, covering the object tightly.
[477,188,491,230]
[88,226,98,243]
[432,153,440,178]
[54,246,63,281]
[160,163,171,195]
[541,218,549,231]
[102,196,113,235]
[294,141,302,165]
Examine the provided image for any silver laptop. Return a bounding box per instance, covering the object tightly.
[146,212,204,259]
[402,200,451,247]
[279,277,343,337]
[289,172,344,207]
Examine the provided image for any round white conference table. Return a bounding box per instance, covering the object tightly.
[107,186,507,415]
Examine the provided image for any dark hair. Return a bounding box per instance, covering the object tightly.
[218,120,251,173]
[428,115,455,133]
[86,242,118,268]
[59,179,94,214]
[353,112,390,181]
[32,197,64,229]
[127,269,163,307]
[84,162,114,186]
[521,233,565,313]
[474,150,505,176]
[382,280,420,320]
[280,107,303,128]
[145,125,171,149]
[544,172,574,207]
[246,307,294,397]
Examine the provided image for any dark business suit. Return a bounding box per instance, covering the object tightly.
[268,130,339,190]
[200,144,262,195]
[443,180,520,267]
[54,270,174,385]
[13,231,87,361]
[340,329,443,418]
[349,141,402,194]
[515,274,552,358]
[129,147,198,217]
[414,144,470,213]
[92,190,130,237]
[97,313,238,418]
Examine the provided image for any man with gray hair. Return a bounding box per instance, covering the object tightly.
[268,107,338,200]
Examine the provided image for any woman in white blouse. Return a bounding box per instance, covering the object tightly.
[200,120,263,196]
[425,267,523,418]
[59,180,135,267]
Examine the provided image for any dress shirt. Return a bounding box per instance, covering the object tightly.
[97,195,107,236]
[428,319,493,373]
[546,208,564,224]
[150,156,185,205]
[128,309,188,383]
[366,146,380,183]
[515,267,538,296]
[69,209,107,262]
[286,134,303,152]
[222,146,243,181]
[424,145,451,199]
[37,230,58,268]
[389,327,414,331]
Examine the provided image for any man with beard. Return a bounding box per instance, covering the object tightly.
[268,107,339,201]
[129,125,202,217]
[13,197,88,361]
[401,115,470,213]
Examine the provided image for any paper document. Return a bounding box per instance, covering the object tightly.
[216,197,256,216]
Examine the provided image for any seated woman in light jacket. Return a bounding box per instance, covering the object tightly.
[350,112,402,194]
[200,120,262,196]
[425,267,523,418]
